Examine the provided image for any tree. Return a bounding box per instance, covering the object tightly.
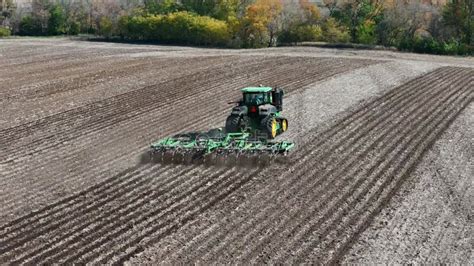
[328,0,383,43]
[443,0,473,44]
[144,0,181,14]
[377,1,439,47]
[299,0,321,24]
[243,0,283,47]
[0,0,15,27]
[99,16,113,37]
[31,0,52,35]
[181,0,216,16]
[278,0,322,44]
[322,17,350,43]
[48,4,66,35]
[19,15,41,35]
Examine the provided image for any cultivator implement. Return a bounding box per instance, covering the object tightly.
[151,130,294,157]
[146,86,295,165]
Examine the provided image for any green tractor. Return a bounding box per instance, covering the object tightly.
[225,87,288,139]
[150,86,294,159]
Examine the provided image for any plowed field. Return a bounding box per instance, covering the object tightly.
[0,38,472,264]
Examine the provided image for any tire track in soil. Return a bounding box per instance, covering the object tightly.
[160,67,472,264]
[167,66,459,262]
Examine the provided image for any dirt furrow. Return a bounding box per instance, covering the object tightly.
[0,165,160,260]
[0,57,139,95]
[0,62,436,224]
[56,167,236,264]
[10,165,200,264]
[0,165,147,240]
[0,55,276,155]
[300,81,473,264]
[161,67,467,263]
[0,55,245,146]
[0,55,370,149]
[0,55,366,204]
[0,55,229,105]
[250,70,471,263]
[0,56,281,187]
[104,168,261,265]
[0,56,364,170]
[0,165,142,232]
[2,40,473,264]
[273,74,472,264]
[232,70,462,262]
[0,108,228,217]
[168,67,458,262]
[324,82,473,262]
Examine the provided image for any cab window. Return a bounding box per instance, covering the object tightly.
[244,92,271,105]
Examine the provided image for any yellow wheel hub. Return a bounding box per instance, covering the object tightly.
[282,119,287,132]
[271,119,277,138]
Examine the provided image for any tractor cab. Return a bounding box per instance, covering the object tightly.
[241,87,273,106]
[240,86,283,111]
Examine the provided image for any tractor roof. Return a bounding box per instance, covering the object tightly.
[241,87,273,93]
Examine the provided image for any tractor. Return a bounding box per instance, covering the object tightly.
[149,86,294,159]
[225,87,288,139]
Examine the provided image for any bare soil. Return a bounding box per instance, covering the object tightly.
[0,38,472,264]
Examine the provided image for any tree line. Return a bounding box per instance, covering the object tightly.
[0,0,472,55]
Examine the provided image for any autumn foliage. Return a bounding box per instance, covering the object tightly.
[4,0,472,54]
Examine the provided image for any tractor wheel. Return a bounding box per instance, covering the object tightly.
[262,116,278,139]
[280,118,288,132]
[225,115,240,133]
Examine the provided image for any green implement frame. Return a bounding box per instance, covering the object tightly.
[151,131,294,155]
